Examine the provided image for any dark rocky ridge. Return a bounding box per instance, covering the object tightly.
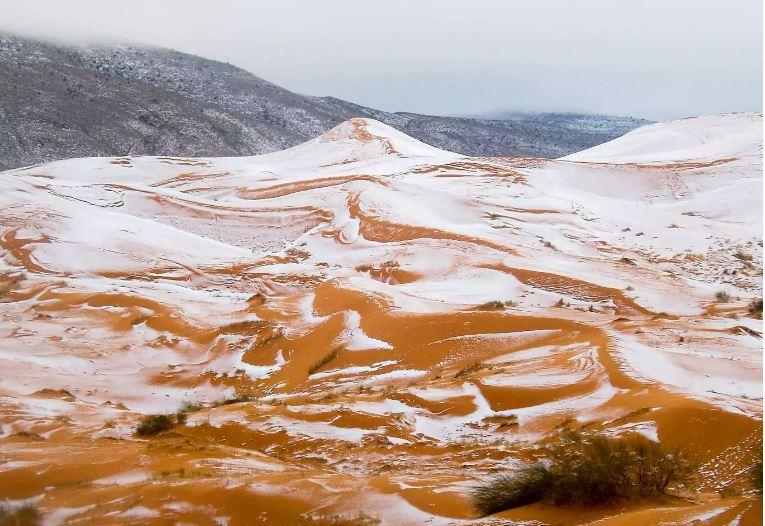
[0,33,651,170]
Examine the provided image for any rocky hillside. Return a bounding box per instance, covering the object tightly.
[0,33,650,169]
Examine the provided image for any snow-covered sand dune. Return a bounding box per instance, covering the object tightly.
[0,115,761,524]
[563,112,762,164]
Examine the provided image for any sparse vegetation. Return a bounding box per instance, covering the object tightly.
[218,319,269,334]
[173,399,208,425]
[477,300,516,310]
[308,349,339,375]
[0,504,42,526]
[255,327,284,348]
[136,413,183,436]
[472,434,693,516]
[555,298,571,307]
[482,414,519,430]
[210,394,254,407]
[473,465,553,516]
[300,511,380,525]
[718,485,739,498]
[541,239,556,249]
[178,400,203,414]
[157,467,186,479]
[478,300,505,310]
[751,459,763,492]
[749,298,763,318]
[715,290,731,302]
[455,361,482,378]
[734,250,753,262]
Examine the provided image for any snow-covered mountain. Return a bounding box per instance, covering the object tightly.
[0,113,760,524]
[0,32,650,170]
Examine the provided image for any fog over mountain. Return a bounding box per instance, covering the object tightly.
[0,0,761,120]
[0,33,650,169]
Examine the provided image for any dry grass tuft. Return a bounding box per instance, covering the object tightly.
[473,434,693,516]
[309,349,340,375]
[715,290,731,302]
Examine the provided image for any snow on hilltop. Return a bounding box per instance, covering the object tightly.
[562,112,762,164]
[262,118,458,166]
[316,118,455,158]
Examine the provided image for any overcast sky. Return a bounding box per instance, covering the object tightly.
[1,0,761,120]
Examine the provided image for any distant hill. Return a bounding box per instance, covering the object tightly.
[0,33,651,170]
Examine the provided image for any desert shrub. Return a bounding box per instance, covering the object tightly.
[751,459,763,492]
[472,435,692,516]
[308,349,339,375]
[300,511,380,525]
[218,320,269,334]
[136,414,176,436]
[749,299,763,317]
[210,394,254,407]
[473,465,553,516]
[455,362,482,378]
[715,291,731,302]
[478,300,506,310]
[548,435,691,504]
[178,401,203,414]
[718,485,739,498]
[0,504,41,526]
[541,240,556,249]
[734,250,753,262]
[478,300,518,310]
[139,400,207,434]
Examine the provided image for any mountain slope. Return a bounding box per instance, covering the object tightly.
[0,32,650,170]
[0,114,760,524]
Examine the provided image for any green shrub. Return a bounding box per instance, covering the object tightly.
[472,435,692,516]
[548,435,691,505]
[0,504,41,526]
[136,414,176,436]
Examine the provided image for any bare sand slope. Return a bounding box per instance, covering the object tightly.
[0,115,761,525]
